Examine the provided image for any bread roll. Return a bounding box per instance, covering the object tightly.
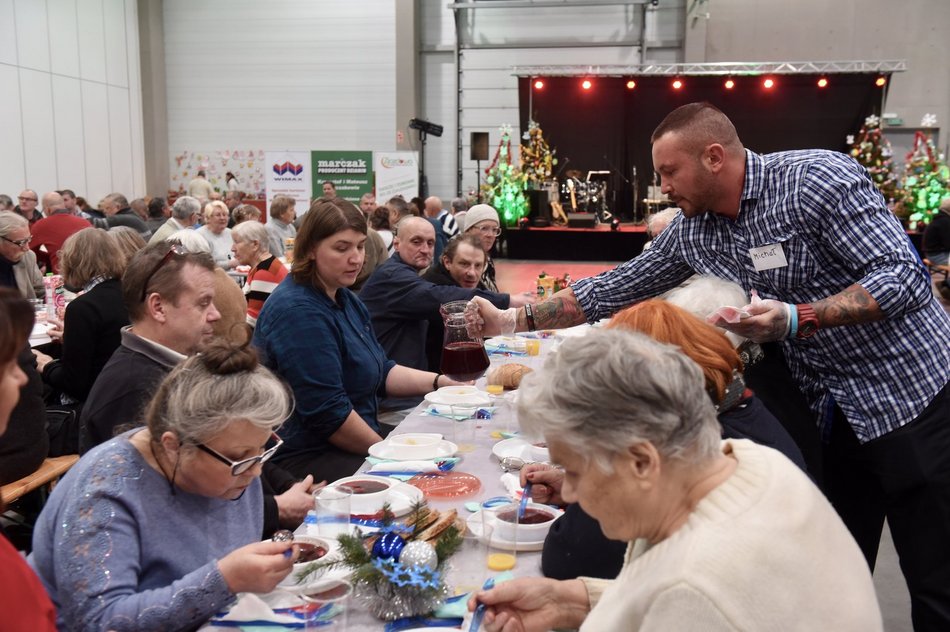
[486,363,533,389]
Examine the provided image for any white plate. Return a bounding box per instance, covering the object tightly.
[466,509,560,552]
[332,476,425,517]
[492,437,532,462]
[368,438,458,462]
[555,323,593,339]
[424,386,492,407]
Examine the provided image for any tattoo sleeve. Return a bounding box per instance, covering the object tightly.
[528,289,588,330]
[812,284,884,327]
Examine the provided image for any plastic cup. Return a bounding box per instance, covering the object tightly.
[525,339,541,356]
[454,523,492,594]
[301,580,351,630]
[313,486,352,539]
[485,384,504,396]
[450,405,477,453]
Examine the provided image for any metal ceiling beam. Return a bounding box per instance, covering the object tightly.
[511,60,908,76]
[448,0,652,9]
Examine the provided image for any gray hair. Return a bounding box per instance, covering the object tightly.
[451,197,468,214]
[145,339,292,446]
[171,196,201,221]
[167,229,211,254]
[232,220,269,250]
[646,207,681,238]
[0,194,13,211]
[518,329,721,471]
[661,276,749,346]
[0,211,29,237]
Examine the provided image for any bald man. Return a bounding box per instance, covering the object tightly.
[31,191,90,273]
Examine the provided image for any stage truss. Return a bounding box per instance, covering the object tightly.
[512,60,907,77]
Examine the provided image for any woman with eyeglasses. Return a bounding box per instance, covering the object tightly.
[29,338,300,631]
[461,204,502,292]
[0,211,44,299]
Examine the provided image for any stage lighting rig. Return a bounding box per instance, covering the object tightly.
[409,118,443,137]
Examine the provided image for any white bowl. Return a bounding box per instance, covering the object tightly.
[385,433,444,460]
[293,534,333,573]
[528,441,550,462]
[492,502,559,542]
[330,475,395,515]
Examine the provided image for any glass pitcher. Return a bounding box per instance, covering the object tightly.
[439,300,489,382]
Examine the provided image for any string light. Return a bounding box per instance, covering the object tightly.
[816,77,828,88]
[672,79,683,90]
[763,78,775,89]
[626,79,636,90]
[582,79,592,90]
[724,79,735,90]
[875,76,887,87]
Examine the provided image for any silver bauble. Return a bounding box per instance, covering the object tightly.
[397,540,438,569]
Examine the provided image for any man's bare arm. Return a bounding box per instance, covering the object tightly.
[515,288,588,331]
[812,283,884,327]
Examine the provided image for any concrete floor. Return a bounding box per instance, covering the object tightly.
[496,259,928,630]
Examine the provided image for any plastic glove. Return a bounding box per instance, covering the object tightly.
[714,290,792,343]
[465,297,516,337]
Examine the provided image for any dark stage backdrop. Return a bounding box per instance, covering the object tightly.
[518,74,887,221]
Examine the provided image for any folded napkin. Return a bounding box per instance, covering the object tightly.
[209,592,301,629]
[435,571,515,619]
[500,472,524,500]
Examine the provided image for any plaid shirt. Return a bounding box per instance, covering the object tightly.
[573,149,950,442]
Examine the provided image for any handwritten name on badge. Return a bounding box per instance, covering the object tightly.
[749,243,788,272]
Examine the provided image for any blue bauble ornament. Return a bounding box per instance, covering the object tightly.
[372,532,406,561]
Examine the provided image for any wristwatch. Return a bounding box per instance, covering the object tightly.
[796,304,820,339]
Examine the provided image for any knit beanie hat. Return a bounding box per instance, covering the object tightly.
[463,204,500,232]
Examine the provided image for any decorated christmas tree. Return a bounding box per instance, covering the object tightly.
[900,130,950,230]
[847,114,900,205]
[519,120,557,189]
[481,125,528,226]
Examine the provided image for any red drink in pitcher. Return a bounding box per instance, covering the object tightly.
[441,341,490,382]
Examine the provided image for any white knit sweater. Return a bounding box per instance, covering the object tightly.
[579,440,883,632]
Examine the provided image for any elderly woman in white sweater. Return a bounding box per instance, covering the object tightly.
[468,329,882,632]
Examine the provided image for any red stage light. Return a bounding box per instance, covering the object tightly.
[626,79,636,90]
[724,79,735,90]
[763,78,775,89]
[534,79,544,90]
[672,79,683,90]
[817,77,828,88]
[875,76,887,87]
[582,79,592,90]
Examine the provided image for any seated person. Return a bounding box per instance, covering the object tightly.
[923,197,950,266]
[29,338,299,630]
[0,211,45,299]
[469,329,881,631]
[109,225,147,266]
[231,221,288,327]
[0,289,57,629]
[530,299,807,580]
[196,201,236,269]
[253,198,467,482]
[265,195,296,258]
[33,228,129,405]
[460,204,502,291]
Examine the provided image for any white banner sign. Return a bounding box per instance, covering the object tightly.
[373,151,419,203]
[265,151,312,222]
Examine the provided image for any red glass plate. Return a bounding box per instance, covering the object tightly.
[408,471,482,498]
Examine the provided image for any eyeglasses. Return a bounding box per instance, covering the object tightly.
[473,224,502,236]
[196,432,284,476]
[140,244,186,301]
[1,235,32,248]
[17,196,37,202]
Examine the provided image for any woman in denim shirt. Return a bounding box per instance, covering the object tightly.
[254,197,461,482]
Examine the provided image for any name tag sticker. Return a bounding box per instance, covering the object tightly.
[749,243,788,272]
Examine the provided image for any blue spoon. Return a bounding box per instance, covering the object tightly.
[469,576,497,632]
[518,482,532,521]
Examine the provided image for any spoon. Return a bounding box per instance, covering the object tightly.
[518,482,532,521]
[500,456,525,472]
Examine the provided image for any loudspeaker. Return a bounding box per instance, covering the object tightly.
[470,132,489,161]
[567,213,596,228]
[525,189,550,226]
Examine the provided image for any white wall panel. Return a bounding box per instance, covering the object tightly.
[19,68,57,195]
[0,0,17,66]
[0,65,26,195]
[103,0,127,87]
[48,0,81,78]
[81,82,111,201]
[13,0,50,71]
[108,85,133,194]
[52,75,87,190]
[76,0,107,84]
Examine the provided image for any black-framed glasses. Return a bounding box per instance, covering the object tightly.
[196,432,284,476]
[17,196,37,202]
[140,244,186,302]
[2,235,32,248]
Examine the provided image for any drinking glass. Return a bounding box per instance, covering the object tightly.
[450,405,477,453]
[487,511,517,571]
[313,486,352,539]
[301,580,351,630]
[453,523,492,594]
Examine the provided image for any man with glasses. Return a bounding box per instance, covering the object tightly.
[461,204,503,291]
[14,189,42,225]
[0,211,44,298]
[81,243,317,537]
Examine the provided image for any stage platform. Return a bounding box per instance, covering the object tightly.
[504,223,647,262]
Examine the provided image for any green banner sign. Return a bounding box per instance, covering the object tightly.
[311,151,374,204]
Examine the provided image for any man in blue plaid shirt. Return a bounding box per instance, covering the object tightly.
[471,102,950,629]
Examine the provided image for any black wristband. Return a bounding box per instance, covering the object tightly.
[525,303,537,331]
[433,373,442,391]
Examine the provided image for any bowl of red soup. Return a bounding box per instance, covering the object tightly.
[331,475,395,515]
[493,502,559,542]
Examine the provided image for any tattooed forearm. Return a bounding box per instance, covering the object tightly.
[812,284,884,327]
[529,289,587,330]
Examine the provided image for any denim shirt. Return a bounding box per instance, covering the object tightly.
[253,277,396,461]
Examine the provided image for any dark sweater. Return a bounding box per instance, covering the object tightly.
[923,211,950,257]
[0,347,48,485]
[42,278,129,402]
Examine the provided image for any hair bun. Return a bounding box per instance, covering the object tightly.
[198,332,258,375]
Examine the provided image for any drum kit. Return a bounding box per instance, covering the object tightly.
[558,174,612,223]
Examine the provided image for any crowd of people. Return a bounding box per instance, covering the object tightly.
[0,102,947,630]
